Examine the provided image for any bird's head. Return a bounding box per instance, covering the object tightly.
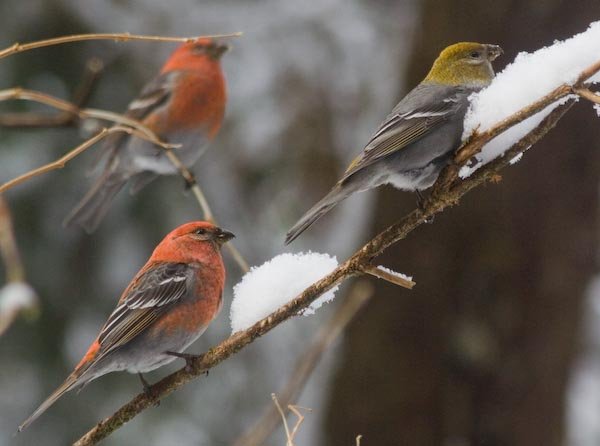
[161,38,230,72]
[186,38,230,60]
[152,221,235,262]
[424,42,503,88]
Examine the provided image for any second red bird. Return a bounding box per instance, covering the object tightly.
[65,39,229,232]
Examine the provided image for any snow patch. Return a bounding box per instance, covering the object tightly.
[0,282,38,314]
[375,265,413,282]
[230,252,339,333]
[460,21,600,177]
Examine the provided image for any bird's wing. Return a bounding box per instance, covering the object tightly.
[125,71,179,121]
[342,88,465,180]
[96,71,179,166]
[95,262,192,358]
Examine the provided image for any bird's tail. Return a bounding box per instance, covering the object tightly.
[63,168,128,233]
[285,184,350,245]
[17,372,81,433]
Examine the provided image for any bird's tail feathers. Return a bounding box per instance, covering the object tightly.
[63,168,129,233]
[285,184,349,245]
[17,372,82,433]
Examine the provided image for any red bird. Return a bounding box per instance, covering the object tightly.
[64,39,229,233]
[18,221,234,431]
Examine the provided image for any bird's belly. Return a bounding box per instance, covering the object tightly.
[127,131,209,174]
[385,163,441,191]
[103,325,208,374]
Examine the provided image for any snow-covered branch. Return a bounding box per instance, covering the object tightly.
[73,25,600,444]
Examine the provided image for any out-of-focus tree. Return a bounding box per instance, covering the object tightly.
[325,1,600,445]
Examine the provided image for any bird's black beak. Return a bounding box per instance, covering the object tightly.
[212,43,231,60]
[486,44,503,61]
[214,228,235,244]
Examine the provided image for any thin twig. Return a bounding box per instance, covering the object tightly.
[0,32,242,60]
[287,405,312,444]
[0,58,104,128]
[0,197,24,282]
[163,151,215,222]
[232,281,374,446]
[271,394,292,446]
[163,150,250,273]
[0,88,182,142]
[0,126,177,194]
[271,395,311,446]
[356,435,363,446]
[363,265,415,289]
[72,58,597,446]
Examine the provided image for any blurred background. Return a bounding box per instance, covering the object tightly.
[1,0,599,445]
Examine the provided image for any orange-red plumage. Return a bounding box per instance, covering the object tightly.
[18,221,234,432]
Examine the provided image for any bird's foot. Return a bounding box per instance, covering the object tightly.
[138,373,160,407]
[165,351,204,374]
[183,174,197,191]
[415,190,434,224]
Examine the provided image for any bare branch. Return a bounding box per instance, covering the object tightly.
[270,395,312,446]
[0,126,177,194]
[0,88,182,142]
[0,32,242,60]
[0,58,104,128]
[271,394,293,446]
[162,150,250,272]
[287,405,312,445]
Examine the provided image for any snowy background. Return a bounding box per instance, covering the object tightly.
[1,1,599,446]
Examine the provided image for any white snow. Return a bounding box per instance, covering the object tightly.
[509,152,523,165]
[230,252,339,333]
[375,265,413,282]
[0,282,38,314]
[460,21,600,177]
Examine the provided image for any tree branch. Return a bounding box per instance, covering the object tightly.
[73,59,599,446]
[0,32,242,60]
[0,58,104,128]
[162,151,250,273]
[0,126,177,194]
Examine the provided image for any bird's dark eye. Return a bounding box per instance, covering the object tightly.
[195,228,207,235]
[470,51,481,59]
[191,44,207,54]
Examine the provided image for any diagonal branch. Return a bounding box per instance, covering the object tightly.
[0,126,178,194]
[0,88,175,139]
[0,58,104,127]
[72,59,599,446]
[162,150,250,272]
